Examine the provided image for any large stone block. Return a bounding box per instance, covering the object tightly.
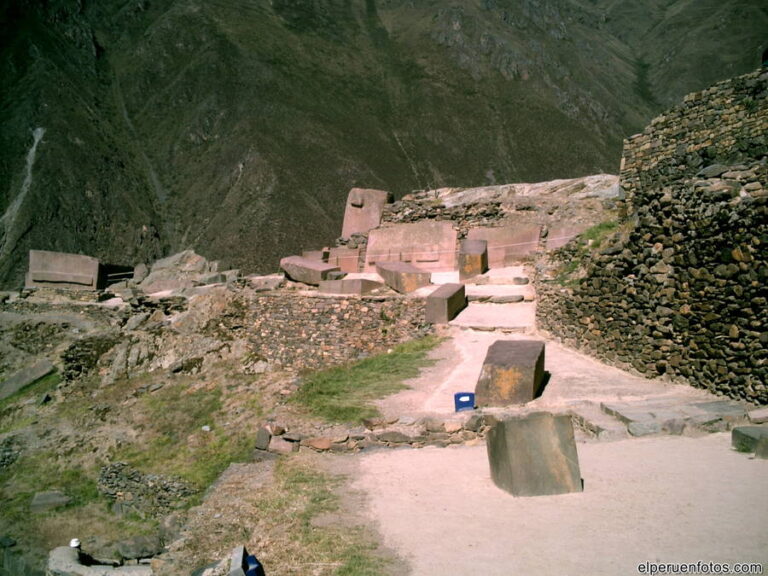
[280,256,340,286]
[466,225,541,267]
[426,283,467,324]
[341,188,393,238]
[732,426,768,453]
[0,359,55,401]
[328,246,360,273]
[319,279,383,295]
[26,250,102,290]
[376,262,431,293]
[475,340,545,407]
[365,221,457,272]
[458,239,488,280]
[486,412,582,497]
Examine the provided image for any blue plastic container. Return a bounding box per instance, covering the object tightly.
[454,392,475,412]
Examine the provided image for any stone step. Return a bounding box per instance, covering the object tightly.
[568,402,628,441]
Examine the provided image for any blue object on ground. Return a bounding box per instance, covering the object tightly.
[454,392,475,412]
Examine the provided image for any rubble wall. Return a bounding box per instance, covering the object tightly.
[246,293,428,372]
[538,68,768,404]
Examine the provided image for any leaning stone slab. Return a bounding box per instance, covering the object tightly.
[376,262,431,293]
[475,340,545,407]
[732,426,768,453]
[319,279,383,295]
[486,412,582,497]
[280,256,340,286]
[426,283,467,324]
[341,188,393,238]
[0,359,55,401]
[458,239,488,280]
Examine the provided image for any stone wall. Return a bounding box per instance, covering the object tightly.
[538,68,768,405]
[244,293,429,372]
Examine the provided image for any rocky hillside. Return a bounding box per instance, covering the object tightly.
[2,0,766,287]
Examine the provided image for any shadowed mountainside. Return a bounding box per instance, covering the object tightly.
[1,0,766,287]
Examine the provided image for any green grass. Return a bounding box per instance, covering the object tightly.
[112,383,254,490]
[580,220,619,248]
[291,335,440,424]
[249,457,391,575]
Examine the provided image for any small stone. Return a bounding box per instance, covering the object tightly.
[376,431,412,444]
[748,407,768,424]
[255,428,271,451]
[444,421,463,434]
[303,437,333,451]
[268,436,297,454]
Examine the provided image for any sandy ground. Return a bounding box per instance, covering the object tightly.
[352,434,768,576]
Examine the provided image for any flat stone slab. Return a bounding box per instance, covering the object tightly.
[0,359,55,401]
[26,249,101,290]
[450,302,536,331]
[318,279,383,295]
[31,491,71,513]
[475,340,545,407]
[376,261,432,293]
[280,255,340,286]
[486,412,582,497]
[426,283,467,324]
[732,426,768,453]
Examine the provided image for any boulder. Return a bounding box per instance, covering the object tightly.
[732,426,768,453]
[486,412,582,497]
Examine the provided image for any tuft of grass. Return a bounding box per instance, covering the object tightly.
[248,456,391,576]
[291,335,440,424]
[112,383,254,489]
[580,220,619,248]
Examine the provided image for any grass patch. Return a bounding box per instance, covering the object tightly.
[0,371,61,410]
[112,381,255,490]
[553,219,620,286]
[580,220,619,248]
[250,457,391,576]
[291,335,440,424]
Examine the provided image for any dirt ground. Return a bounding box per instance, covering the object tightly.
[350,434,768,576]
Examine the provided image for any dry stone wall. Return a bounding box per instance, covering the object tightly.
[538,68,768,405]
[244,293,429,372]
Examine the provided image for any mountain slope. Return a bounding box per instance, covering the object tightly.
[1,0,765,286]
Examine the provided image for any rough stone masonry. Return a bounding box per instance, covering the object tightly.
[538,68,768,404]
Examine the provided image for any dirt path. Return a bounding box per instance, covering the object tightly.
[352,434,768,576]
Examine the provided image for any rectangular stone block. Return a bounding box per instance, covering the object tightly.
[546,224,587,251]
[486,412,582,497]
[26,250,102,290]
[328,246,360,273]
[318,279,383,295]
[301,249,326,262]
[280,255,339,286]
[466,225,541,267]
[376,261,431,293]
[0,360,56,401]
[458,239,488,280]
[475,340,545,407]
[341,188,393,238]
[365,221,457,272]
[426,283,467,324]
[732,426,768,453]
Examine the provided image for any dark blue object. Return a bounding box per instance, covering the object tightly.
[245,554,265,576]
[454,392,475,412]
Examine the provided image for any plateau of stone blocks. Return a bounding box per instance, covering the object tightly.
[475,340,545,407]
[426,283,467,324]
[26,249,102,290]
[466,225,541,267]
[732,426,768,453]
[341,188,393,238]
[328,246,360,273]
[486,412,582,497]
[376,261,431,293]
[280,255,340,286]
[319,278,383,295]
[365,221,458,272]
[458,239,488,280]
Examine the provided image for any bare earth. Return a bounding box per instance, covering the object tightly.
[352,435,768,576]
